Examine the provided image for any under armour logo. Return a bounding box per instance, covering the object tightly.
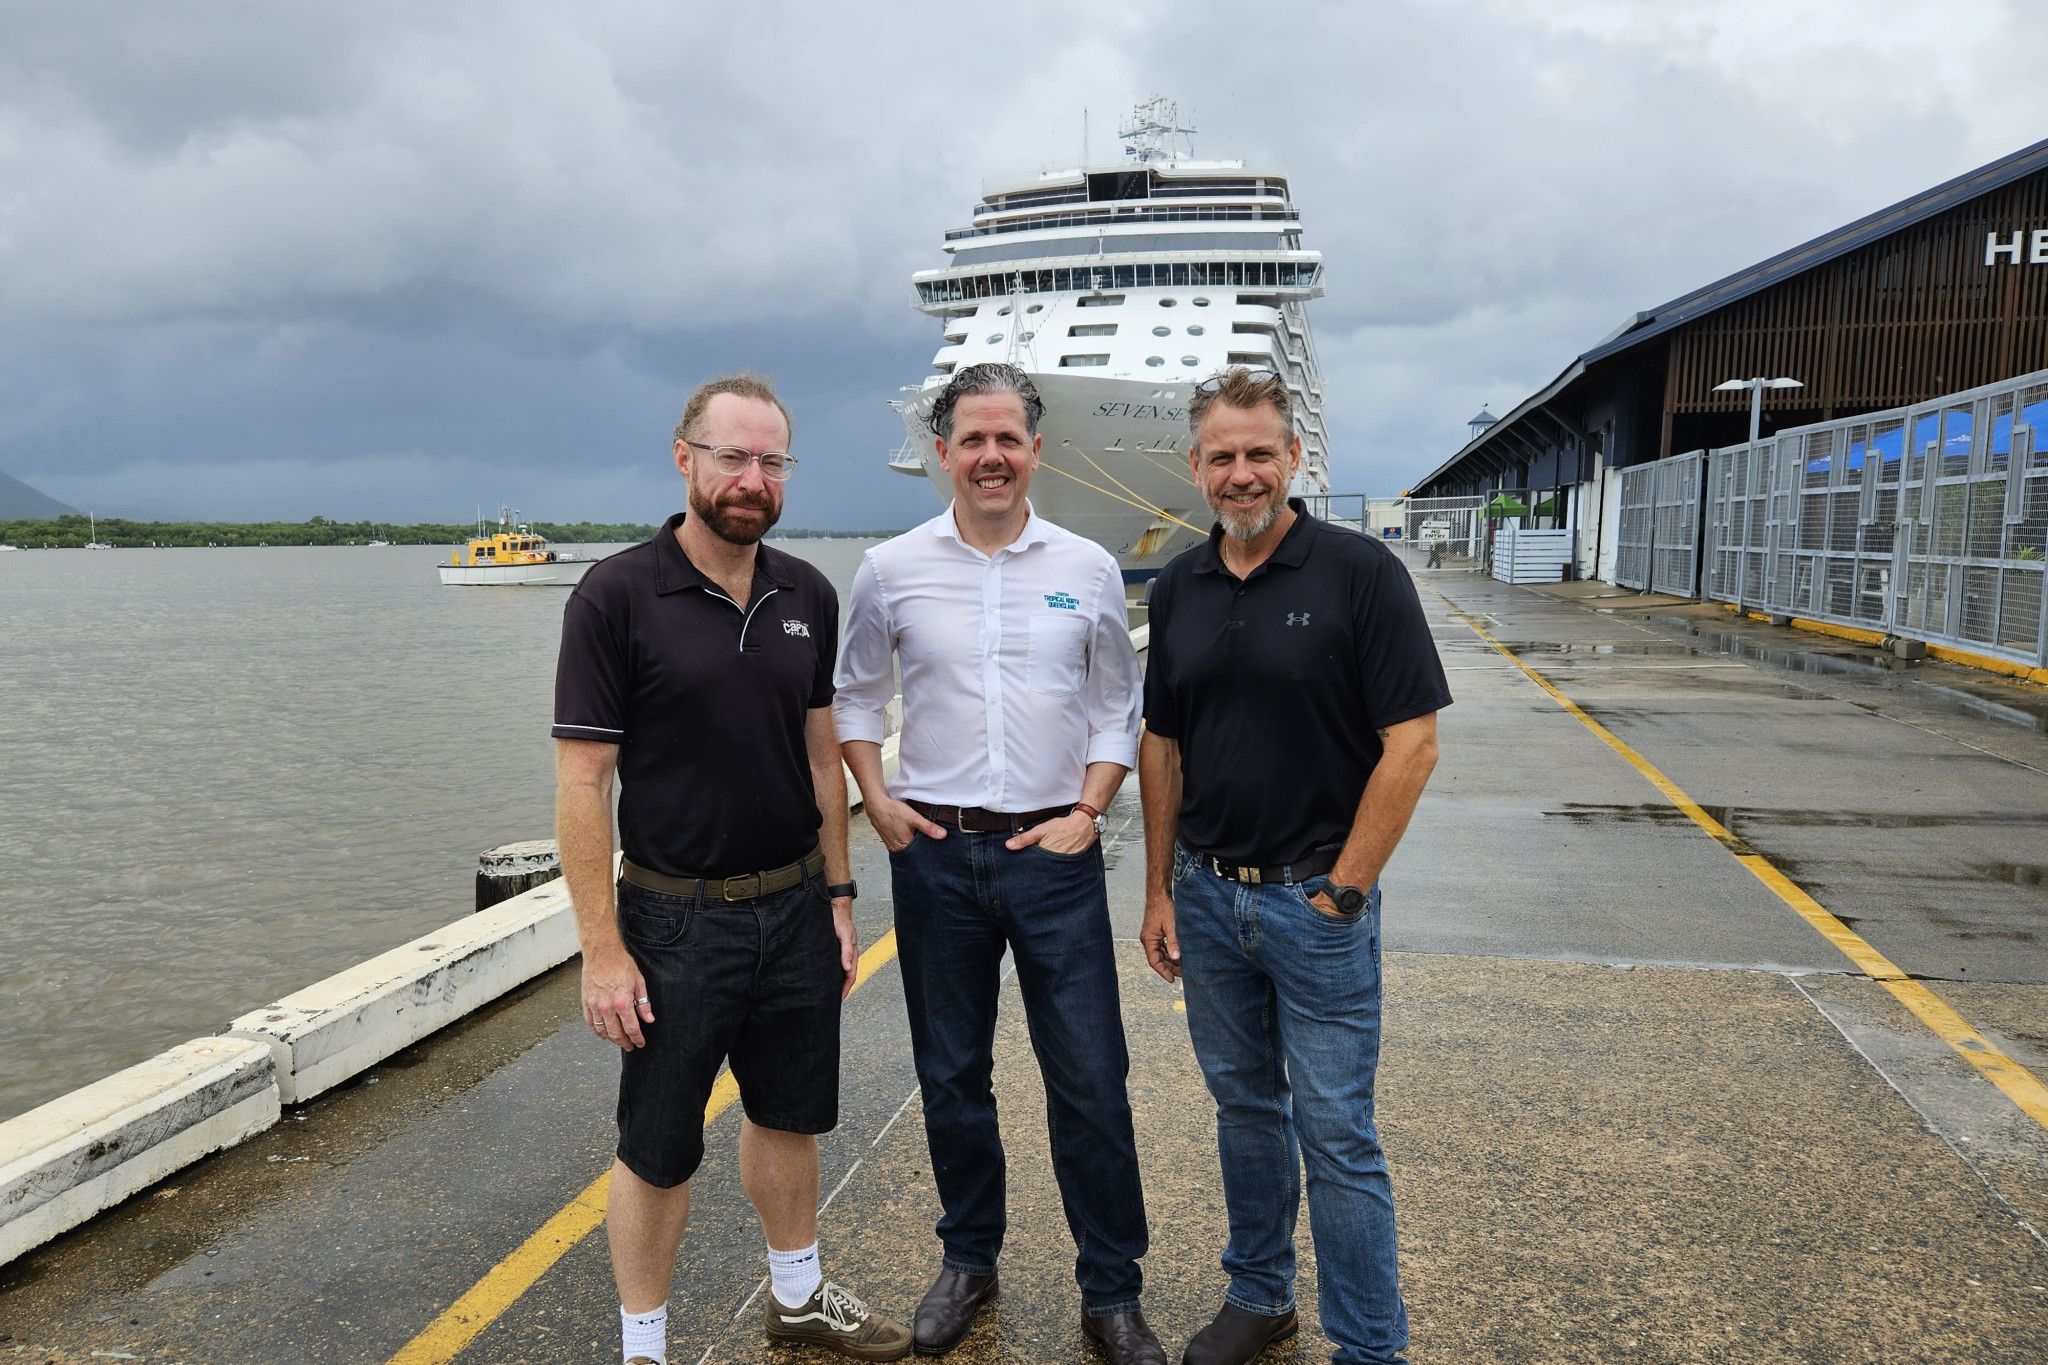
[782,619,811,637]
[1286,612,1311,626]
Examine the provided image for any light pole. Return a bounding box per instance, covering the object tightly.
[1714,375,1804,447]
[1713,376,1802,614]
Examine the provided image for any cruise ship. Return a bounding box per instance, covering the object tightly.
[890,97,1330,570]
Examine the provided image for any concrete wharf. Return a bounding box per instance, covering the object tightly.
[4,555,2047,1363]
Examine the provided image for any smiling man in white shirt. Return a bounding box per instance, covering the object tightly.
[837,363,1160,1365]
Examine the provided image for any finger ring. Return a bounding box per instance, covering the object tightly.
[635,996,650,1005]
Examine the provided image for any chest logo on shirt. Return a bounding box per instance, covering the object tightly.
[1286,612,1311,626]
[1043,592,1079,611]
[782,619,812,637]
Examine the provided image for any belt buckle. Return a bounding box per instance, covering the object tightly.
[721,873,760,901]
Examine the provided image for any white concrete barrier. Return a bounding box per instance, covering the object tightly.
[0,1037,278,1266]
[225,876,584,1105]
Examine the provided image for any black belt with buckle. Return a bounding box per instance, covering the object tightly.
[1192,844,1342,886]
[906,799,1075,834]
[620,846,826,902]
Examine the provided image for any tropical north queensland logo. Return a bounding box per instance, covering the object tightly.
[782,619,812,637]
[1044,592,1080,611]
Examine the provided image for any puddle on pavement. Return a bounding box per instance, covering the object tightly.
[1544,801,2048,833]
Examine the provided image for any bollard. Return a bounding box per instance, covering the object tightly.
[477,839,561,913]
[1893,638,1928,661]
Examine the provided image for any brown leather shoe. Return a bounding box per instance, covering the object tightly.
[1081,1308,1167,1365]
[913,1268,998,1355]
[1180,1303,1298,1365]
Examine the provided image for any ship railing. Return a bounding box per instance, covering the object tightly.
[947,205,1299,241]
[887,439,927,474]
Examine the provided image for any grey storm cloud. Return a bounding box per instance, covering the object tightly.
[0,0,2040,522]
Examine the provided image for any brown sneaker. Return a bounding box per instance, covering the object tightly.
[765,1280,914,1361]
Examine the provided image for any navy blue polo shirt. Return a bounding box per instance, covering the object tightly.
[1142,501,1451,867]
[552,513,839,878]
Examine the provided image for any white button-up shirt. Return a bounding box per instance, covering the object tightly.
[834,504,1142,811]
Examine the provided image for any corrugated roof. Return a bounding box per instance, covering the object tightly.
[1581,135,2048,365]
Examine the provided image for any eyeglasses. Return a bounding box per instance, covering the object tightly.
[686,441,798,481]
[1193,368,1281,394]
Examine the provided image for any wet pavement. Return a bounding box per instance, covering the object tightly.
[4,557,2047,1363]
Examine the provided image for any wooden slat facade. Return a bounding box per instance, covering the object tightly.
[1661,169,2048,454]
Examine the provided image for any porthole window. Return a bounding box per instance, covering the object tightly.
[1020,331,1035,342]
[1146,356,1165,367]
[1159,298,1177,308]
[1152,325,1170,337]
[1192,297,1210,307]
[986,334,1003,344]
[1181,355,1200,367]
[997,305,1012,316]
[1026,303,1043,313]
[1187,325,1205,336]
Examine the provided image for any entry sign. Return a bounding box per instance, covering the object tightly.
[1985,230,2048,265]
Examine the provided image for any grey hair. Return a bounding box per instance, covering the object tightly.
[1188,367,1294,443]
[928,363,1045,441]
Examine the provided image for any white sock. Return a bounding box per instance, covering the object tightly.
[621,1303,667,1364]
[769,1241,822,1308]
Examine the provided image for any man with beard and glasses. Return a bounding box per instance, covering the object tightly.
[1138,368,1449,1365]
[553,373,913,1365]
[835,363,1162,1364]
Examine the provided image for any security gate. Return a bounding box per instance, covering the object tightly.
[1399,496,1486,561]
[1612,451,1704,596]
[1705,368,2048,668]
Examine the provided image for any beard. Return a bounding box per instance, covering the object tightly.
[1206,483,1286,542]
[689,482,781,546]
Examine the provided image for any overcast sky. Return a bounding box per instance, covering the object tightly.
[3,0,2043,527]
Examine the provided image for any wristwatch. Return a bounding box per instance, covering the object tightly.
[827,881,858,901]
[1326,883,1368,914]
[1075,802,1107,836]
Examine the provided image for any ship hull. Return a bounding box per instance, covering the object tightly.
[437,559,594,587]
[900,372,1262,570]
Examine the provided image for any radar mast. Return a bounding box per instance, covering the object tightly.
[1118,96,1196,164]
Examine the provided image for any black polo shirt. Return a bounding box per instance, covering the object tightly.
[1143,500,1451,867]
[552,513,839,878]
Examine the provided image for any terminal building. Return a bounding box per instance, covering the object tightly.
[1405,137,2048,671]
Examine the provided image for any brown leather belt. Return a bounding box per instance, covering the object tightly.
[1191,843,1342,886]
[620,845,825,901]
[907,799,1075,834]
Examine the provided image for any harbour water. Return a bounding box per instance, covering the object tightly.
[0,537,881,1122]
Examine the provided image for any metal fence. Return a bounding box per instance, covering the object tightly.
[1612,451,1704,596]
[1396,496,1487,561]
[1704,368,2048,667]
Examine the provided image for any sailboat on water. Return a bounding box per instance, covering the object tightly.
[84,513,112,550]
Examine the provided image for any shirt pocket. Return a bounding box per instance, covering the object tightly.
[1025,614,1090,696]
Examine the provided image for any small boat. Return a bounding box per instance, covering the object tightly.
[438,507,595,586]
[365,540,390,547]
[0,544,18,552]
[84,513,112,550]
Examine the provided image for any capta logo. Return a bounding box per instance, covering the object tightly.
[1286,612,1311,626]
[782,619,811,637]
[1044,592,1080,611]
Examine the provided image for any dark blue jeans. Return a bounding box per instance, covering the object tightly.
[1172,844,1409,1365]
[889,829,1148,1316]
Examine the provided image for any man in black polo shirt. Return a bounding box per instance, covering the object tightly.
[1138,369,1449,1365]
[554,373,911,1365]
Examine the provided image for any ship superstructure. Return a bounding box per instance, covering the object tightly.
[891,97,1329,569]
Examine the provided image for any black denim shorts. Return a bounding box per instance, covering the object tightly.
[613,872,843,1188]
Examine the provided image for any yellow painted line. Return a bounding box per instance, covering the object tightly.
[1722,603,2048,685]
[1430,587,2048,1133]
[386,929,900,1365]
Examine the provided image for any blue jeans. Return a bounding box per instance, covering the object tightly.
[1172,844,1409,1365]
[890,829,1148,1315]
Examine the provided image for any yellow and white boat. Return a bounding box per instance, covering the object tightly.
[438,509,595,586]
